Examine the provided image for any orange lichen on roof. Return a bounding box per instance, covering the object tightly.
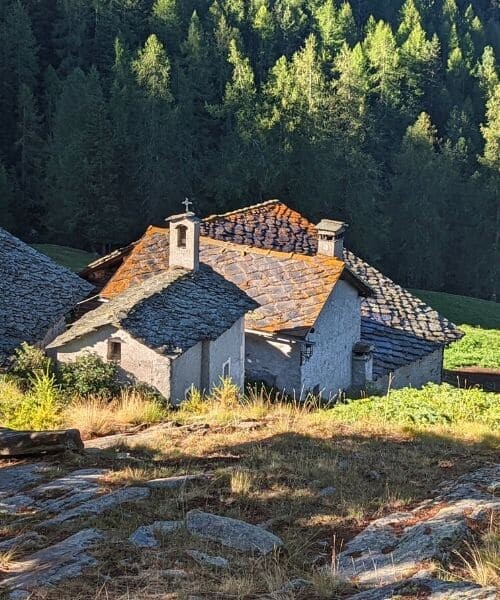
[101,226,346,335]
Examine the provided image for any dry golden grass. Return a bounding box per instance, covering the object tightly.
[63,390,167,438]
[5,387,498,600]
[63,396,115,438]
[455,516,500,587]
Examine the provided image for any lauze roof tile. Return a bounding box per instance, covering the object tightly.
[0,228,93,363]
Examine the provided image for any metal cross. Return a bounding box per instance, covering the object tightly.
[183,197,193,212]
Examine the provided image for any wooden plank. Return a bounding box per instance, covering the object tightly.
[0,427,83,457]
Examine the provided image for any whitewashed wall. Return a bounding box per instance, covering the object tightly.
[245,332,302,394]
[301,280,361,399]
[49,325,172,397]
[49,317,247,404]
[371,347,444,393]
[203,317,246,392]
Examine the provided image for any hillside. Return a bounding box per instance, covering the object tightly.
[0,380,498,598]
[31,244,98,272]
[0,0,499,301]
[412,289,500,329]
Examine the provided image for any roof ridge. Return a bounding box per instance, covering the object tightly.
[203,199,282,222]
[200,235,344,266]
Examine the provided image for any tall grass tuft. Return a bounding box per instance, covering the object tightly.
[5,369,62,430]
[455,517,500,587]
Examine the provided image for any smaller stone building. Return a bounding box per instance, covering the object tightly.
[0,227,93,365]
[48,214,257,403]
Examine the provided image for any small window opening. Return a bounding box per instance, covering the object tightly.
[300,342,314,365]
[222,358,231,379]
[108,340,121,363]
[176,224,187,248]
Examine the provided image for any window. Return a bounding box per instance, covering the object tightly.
[222,358,231,379]
[107,340,121,363]
[176,224,187,248]
[300,342,314,365]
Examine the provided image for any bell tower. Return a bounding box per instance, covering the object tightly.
[166,200,200,271]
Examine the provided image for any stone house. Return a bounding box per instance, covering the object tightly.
[48,214,257,403]
[81,211,372,400]
[82,200,462,396]
[0,227,93,365]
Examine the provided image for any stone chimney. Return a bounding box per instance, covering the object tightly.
[316,219,348,259]
[351,341,374,389]
[166,212,200,271]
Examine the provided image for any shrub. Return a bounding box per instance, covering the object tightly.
[58,353,117,397]
[10,343,51,382]
[5,369,62,430]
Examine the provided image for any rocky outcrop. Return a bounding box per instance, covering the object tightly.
[0,469,107,515]
[335,464,499,588]
[347,577,497,600]
[39,486,150,527]
[0,529,103,599]
[186,510,284,555]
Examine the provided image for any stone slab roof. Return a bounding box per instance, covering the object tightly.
[0,228,93,363]
[361,318,441,379]
[81,200,462,378]
[200,200,461,345]
[100,227,370,336]
[50,265,257,355]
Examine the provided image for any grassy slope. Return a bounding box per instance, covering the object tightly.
[412,289,500,370]
[31,243,98,272]
[411,289,500,329]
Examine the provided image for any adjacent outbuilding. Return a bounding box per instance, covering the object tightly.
[0,227,93,365]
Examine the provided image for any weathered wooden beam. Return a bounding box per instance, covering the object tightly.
[0,427,83,457]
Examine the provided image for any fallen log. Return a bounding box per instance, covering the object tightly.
[0,427,83,457]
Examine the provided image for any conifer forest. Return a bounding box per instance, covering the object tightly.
[0,0,499,299]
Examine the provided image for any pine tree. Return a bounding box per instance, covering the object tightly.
[397,0,422,43]
[0,0,39,160]
[387,112,446,289]
[478,83,500,299]
[0,161,14,229]
[132,34,175,220]
[151,0,180,48]
[476,46,499,99]
[364,20,401,108]
[400,24,440,113]
[174,11,217,207]
[12,84,43,229]
[46,68,118,251]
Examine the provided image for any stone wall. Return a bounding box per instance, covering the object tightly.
[203,317,245,392]
[49,318,246,404]
[245,332,302,395]
[301,280,361,399]
[371,347,444,393]
[170,342,202,403]
[49,325,172,398]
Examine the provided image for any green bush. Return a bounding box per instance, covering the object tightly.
[58,353,117,397]
[1,370,62,430]
[333,384,500,428]
[10,342,52,381]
